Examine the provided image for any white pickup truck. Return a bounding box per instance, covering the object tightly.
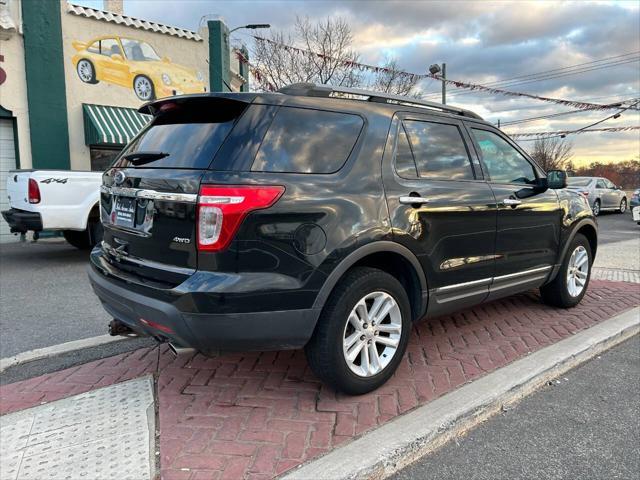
[2,170,103,249]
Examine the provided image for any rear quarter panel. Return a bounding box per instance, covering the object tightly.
[197,101,394,312]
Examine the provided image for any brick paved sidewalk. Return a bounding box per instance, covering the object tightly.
[1,280,639,480]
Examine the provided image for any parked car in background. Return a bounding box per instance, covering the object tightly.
[2,170,103,249]
[630,187,640,210]
[566,176,627,216]
[633,206,640,225]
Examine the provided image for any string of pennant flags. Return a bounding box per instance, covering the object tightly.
[507,126,640,139]
[249,36,636,112]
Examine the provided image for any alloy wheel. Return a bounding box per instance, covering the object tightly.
[134,76,153,101]
[592,201,600,216]
[620,199,627,213]
[342,291,402,377]
[77,60,93,82]
[566,245,589,297]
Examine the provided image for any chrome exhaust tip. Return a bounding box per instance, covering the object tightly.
[168,343,196,357]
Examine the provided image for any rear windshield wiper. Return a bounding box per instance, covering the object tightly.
[123,151,170,166]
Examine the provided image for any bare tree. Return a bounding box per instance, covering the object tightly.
[528,136,573,171]
[251,16,419,97]
[297,16,362,87]
[370,58,421,97]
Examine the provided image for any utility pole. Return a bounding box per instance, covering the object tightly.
[441,62,446,105]
[428,62,447,104]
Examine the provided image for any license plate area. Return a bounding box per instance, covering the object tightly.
[112,195,154,233]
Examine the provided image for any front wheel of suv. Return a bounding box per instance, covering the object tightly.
[540,233,592,308]
[305,267,412,395]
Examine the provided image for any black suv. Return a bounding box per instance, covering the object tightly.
[89,83,597,394]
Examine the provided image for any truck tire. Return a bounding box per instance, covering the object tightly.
[63,221,103,250]
[305,267,411,395]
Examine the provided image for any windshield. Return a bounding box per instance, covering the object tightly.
[121,38,161,61]
[567,177,592,187]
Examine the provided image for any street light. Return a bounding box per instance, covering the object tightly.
[229,23,271,34]
[429,63,447,105]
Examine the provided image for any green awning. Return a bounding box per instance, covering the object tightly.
[82,103,151,146]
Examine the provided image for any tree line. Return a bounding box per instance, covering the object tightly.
[526,136,639,189]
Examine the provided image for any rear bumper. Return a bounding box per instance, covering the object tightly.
[1,208,43,233]
[88,252,320,353]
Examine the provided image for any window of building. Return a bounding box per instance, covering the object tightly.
[90,146,121,171]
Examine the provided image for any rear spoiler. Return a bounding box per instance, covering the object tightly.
[72,40,87,52]
[139,93,256,117]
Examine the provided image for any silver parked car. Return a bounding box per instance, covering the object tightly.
[566,176,627,216]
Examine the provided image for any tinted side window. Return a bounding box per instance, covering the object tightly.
[604,179,615,189]
[101,39,121,57]
[596,179,606,189]
[403,120,474,180]
[395,125,418,179]
[87,41,100,54]
[252,107,363,174]
[471,129,536,184]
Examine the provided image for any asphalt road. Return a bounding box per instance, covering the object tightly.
[0,238,113,357]
[595,210,638,245]
[0,212,636,361]
[392,334,640,480]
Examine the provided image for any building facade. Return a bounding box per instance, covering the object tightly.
[0,0,247,241]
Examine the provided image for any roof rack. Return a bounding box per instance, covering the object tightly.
[278,83,484,120]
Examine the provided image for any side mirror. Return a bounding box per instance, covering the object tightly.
[547,170,567,189]
[111,54,124,62]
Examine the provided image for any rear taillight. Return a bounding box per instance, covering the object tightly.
[580,190,589,196]
[28,179,41,204]
[197,185,284,252]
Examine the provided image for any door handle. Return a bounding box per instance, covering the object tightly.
[400,196,430,205]
[503,198,522,206]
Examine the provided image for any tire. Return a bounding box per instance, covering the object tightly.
[305,267,412,395]
[540,233,592,308]
[63,221,103,250]
[618,198,627,213]
[76,59,98,84]
[133,75,155,101]
[592,199,601,216]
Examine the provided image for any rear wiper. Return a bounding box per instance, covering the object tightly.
[123,151,170,166]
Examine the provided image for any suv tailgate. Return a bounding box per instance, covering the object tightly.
[100,96,249,285]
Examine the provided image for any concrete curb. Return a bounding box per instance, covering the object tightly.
[0,334,132,373]
[283,306,640,480]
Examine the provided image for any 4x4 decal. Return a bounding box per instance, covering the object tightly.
[41,178,69,184]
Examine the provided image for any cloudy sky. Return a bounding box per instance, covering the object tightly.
[77,0,639,166]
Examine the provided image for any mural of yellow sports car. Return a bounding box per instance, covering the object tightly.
[71,35,207,101]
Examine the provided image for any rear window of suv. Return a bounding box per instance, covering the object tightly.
[251,107,363,174]
[114,100,246,169]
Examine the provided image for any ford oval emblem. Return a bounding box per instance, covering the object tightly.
[114,170,126,185]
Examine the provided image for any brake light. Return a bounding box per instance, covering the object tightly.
[580,190,589,196]
[197,185,284,252]
[28,179,41,204]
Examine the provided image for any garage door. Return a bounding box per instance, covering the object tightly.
[1,118,17,243]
